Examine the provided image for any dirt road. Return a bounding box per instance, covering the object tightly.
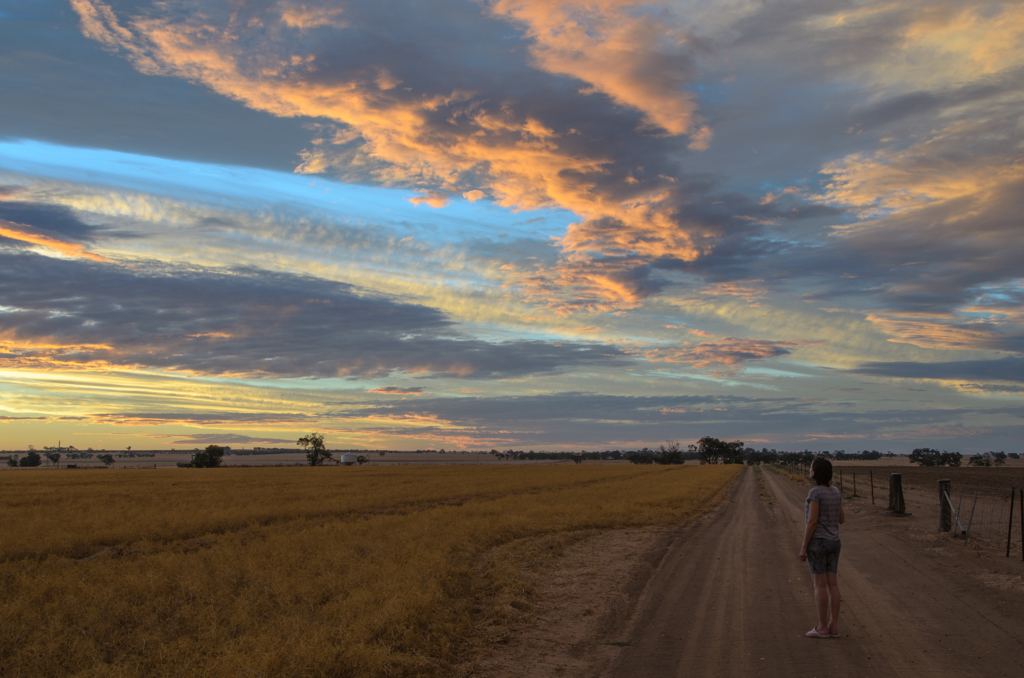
[596,466,1024,678]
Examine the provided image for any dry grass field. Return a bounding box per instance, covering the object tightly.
[0,464,740,678]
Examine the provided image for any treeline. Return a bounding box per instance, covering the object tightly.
[908,448,1018,467]
[483,440,895,465]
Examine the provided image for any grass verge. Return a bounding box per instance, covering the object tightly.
[753,464,774,504]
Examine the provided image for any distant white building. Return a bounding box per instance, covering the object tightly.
[340,452,358,466]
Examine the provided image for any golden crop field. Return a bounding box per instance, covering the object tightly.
[0,464,740,678]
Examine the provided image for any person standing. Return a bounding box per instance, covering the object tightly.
[798,457,845,638]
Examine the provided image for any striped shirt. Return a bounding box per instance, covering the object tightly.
[806,485,842,540]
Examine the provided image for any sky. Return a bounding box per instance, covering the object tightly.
[1,0,1022,452]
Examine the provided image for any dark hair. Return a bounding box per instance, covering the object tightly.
[811,457,833,486]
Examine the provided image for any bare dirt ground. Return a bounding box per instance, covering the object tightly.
[475,466,1024,678]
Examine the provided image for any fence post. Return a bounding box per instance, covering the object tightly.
[889,473,905,514]
[870,470,874,504]
[1019,488,1023,562]
[964,493,978,545]
[853,472,857,497]
[939,479,951,531]
[840,469,843,492]
[1008,487,1016,557]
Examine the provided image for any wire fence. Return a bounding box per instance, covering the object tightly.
[772,466,897,504]
[833,468,888,503]
[824,468,1024,558]
[946,484,1022,554]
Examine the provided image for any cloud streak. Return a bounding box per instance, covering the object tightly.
[0,251,626,379]
[850,357,1024,384]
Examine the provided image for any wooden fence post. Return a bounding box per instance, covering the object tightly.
[889,473,905,514]
[839,469,843,492]
[1008,487,1016,557]
[870,470,874,505]
[939,479,951,532]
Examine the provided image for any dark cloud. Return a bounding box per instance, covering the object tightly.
[0,252,626,379]
[656,2,1024,326]
[350,393,757,426]
[161,433,298,446]
[338,392,1023,451]
[0,201,97,239]
[91,412,317,426]
[845,180,1024,312]
[850,357,1024,384]
[960,384,1024,394]
[852,79,1010,131]
[0,0,315,171]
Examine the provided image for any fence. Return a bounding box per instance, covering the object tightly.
[831,468,890,505]
[827,469,1024,559]
[777,466,896,506]
[941,483,1023,557]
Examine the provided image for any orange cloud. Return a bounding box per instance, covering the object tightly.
[553,325,602,334]
[0,337,122,374]
[635,337,817,368]
[277,2,348,30]
[865,314,1009,351]
[358,429,521,449]
[508,254,658,313]
[485,0,705,139]
[367,386,425,395]
[408,191,451,208]
[88,412,317,427]
[883,425,992,440]
[70,0,715,312]
[817,144,1024,216]
[0,219,111,262]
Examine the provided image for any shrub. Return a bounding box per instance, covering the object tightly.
[626,448,655,464]
[909,448,962,467]
[18,451,42,467]
[689,437,745,464]
[191,445,225,468]
[297,432,332,466]
[654,441,685,465]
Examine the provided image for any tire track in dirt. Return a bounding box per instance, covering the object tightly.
[599,466,1024,678]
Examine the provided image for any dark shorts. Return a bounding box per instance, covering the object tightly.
[807,537,841,574]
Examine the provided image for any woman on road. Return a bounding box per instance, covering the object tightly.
[798,457,845,638]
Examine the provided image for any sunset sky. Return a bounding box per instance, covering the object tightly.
[1,0,1022,452]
